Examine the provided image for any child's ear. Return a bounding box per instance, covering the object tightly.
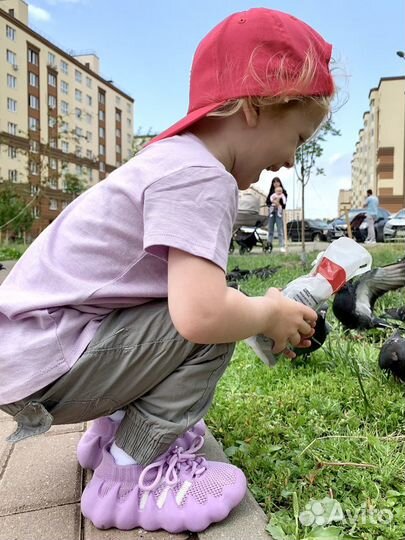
[242,101,259,128]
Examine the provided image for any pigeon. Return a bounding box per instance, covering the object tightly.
[382,306,405,323]
[0,264,6,271]
[293,303,330,356]
[332,260,405,330]
[379,330,405,381]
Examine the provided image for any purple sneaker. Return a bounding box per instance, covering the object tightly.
[81,435,247,533]
[77,416,206,471]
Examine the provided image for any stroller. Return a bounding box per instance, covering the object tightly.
[230,218,271,255]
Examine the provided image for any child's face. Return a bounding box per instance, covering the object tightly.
[275,187,283,195]
[233,101,325,189]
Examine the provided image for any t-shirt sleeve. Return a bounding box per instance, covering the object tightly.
[143,167,238,272]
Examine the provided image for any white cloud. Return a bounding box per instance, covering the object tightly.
[28,4,51,21]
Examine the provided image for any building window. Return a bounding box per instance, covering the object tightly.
[75,145,82,157]
[28,116,39,131]
[32,206,40,218]
[116,144,121,153]
[75,164,82,175]
[86,95,92,106]
[60,59,68,74]
[127,134,132,144]
[8,146,17,158]
[8,122,17,135]
[48,52,56,66]
[6,25,16,40]
[61,101,69,115]
[61,121,69,133]
[98,91,105,105]
[8,169,18,182]
[75,89,82,102]
[86,131,92,142]
[48,73,57,87]
[99,161,105,172]
[61,141,69,153]
[99,110,105,121]
[49,137,57,148]
[127,118,131,128]
[49,199,58,210]
[75,107,82,119]
[29,94,39,109]
[99,144,105,156]
[116,128,121,138]
[7,74,16,88]
[115,110,121,122]
[6,49,16,65]
[127,102,131,113]
[99,127,105,138]
[75,69,82,83]
[30,140,40,153]
[61,80,69,94]
[48,95,57,109]
[48,116,57,128]
[29,72,39,87]
[30,161,39,175]
[28,48,39,65]
[86,149,92,159]
[49,158,57,170]
[7,98,17,112]
[48,178,58,189]
[86,113,92,124]
[75,126,83,137]
[86,76,92,88]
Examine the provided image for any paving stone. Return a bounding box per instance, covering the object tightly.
[0,410,12,422]
[84,521,192,539]
[0,419,14,474]
[46,423,86,436]
[0,503,81,540]
[0,432,82,516]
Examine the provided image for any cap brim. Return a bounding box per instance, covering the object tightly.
[147,100,227,146]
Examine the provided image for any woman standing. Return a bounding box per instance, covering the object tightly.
[266,177,288,253]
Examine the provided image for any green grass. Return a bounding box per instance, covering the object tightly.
[0,243,27,260]
[207,243,405,540]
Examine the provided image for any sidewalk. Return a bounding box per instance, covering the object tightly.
[0,261,271,540]
[0,414,270,540]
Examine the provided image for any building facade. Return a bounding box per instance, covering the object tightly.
[351,76,405,212]
[0,0,134,236]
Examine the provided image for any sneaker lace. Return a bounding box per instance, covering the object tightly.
[138,435,206,491]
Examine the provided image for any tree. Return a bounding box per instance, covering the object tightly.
[295,117,341,266]
[64,173,87,200]
[0,183,35,243]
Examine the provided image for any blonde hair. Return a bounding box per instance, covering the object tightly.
[207,47,335,119]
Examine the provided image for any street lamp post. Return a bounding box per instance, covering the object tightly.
[396,51,405,207]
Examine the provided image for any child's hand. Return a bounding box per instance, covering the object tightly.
[261,288,317,355]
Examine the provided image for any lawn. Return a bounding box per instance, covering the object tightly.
[207,243,405,540]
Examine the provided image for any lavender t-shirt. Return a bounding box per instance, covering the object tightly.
[0,133,238,405]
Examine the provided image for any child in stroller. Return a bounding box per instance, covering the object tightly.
[230,218,272,255]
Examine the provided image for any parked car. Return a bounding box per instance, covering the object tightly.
[384,209,405,241]
[327,207,390,243]
[287,219,331,242]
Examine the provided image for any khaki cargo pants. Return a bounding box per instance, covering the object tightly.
[1,300,235,464]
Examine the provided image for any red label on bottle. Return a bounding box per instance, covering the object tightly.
[317,257,347,292]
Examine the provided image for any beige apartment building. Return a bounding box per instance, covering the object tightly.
[0,0,134,236]
[351,76,405,212]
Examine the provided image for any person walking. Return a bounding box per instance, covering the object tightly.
[365,188,379,244]
[266,177,288,252]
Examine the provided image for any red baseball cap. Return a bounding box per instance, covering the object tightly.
[149,8,333,144]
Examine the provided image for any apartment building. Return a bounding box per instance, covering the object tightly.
[0,0,134,236]
[351,76,405,212]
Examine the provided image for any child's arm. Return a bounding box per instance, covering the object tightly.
[168,248,316,353]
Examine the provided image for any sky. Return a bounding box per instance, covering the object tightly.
[26,0,405,218]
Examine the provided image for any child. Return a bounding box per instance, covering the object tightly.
[269,186,287,252]
[0,7,334,534]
